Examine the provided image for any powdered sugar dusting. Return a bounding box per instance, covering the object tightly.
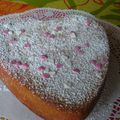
[0,11,109,108]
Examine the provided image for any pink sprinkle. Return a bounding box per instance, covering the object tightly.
[12,60,22,68]
[24,42,31,48]
[38,66,46,71]
[43,32,50,37]
[21,63,29,69]
[74,45,81,52]
[56,63,63,69]
[21,29,25,33]
[90,60,103,70]
[95,63,103,71]
[42,73,50,78]
[90,60,97,65]
[84,43,90,47]
[55,26,62,31]
[74,46,84,55]
[16,61,22,66]
[43,32,55,39]
[11,59,17,64]
[73,68,80,73]
[50,34,55,39]
[40,54,48,61]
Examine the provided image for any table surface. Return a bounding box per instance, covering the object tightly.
[0,0,120,26]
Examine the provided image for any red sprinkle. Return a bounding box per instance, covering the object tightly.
[24,42,31,48]
[73,68,80,73]
[56,63,63,69]
[38,66,46,71]
[40,54,48,61]
[42,73,50,78]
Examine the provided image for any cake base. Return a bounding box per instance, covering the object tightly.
[0,64,104,120]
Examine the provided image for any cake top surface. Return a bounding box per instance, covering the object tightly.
[0,9,109,108]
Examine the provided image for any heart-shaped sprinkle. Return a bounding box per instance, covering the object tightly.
[16,61,22,66]
[74,45,84,55]
[73,68,80,73]
[50,34,55,39]
[21,63,29,69]
[90,60,103,71]
[43,32,51,37]
[40,54,48,61]
[13,60,22,68]
[90,60,97,65]
[74,45,81,52]
[55,26,62,32]
[95,63,103,71]
[38,66,46,71]
[11,59,17,64]
[56,63,63,69]
[24,42,31,48]
[42,73,50,78]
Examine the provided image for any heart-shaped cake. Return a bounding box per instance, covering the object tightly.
[0,9,109,120]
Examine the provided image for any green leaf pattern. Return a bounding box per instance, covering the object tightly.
[9,0,120,26]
